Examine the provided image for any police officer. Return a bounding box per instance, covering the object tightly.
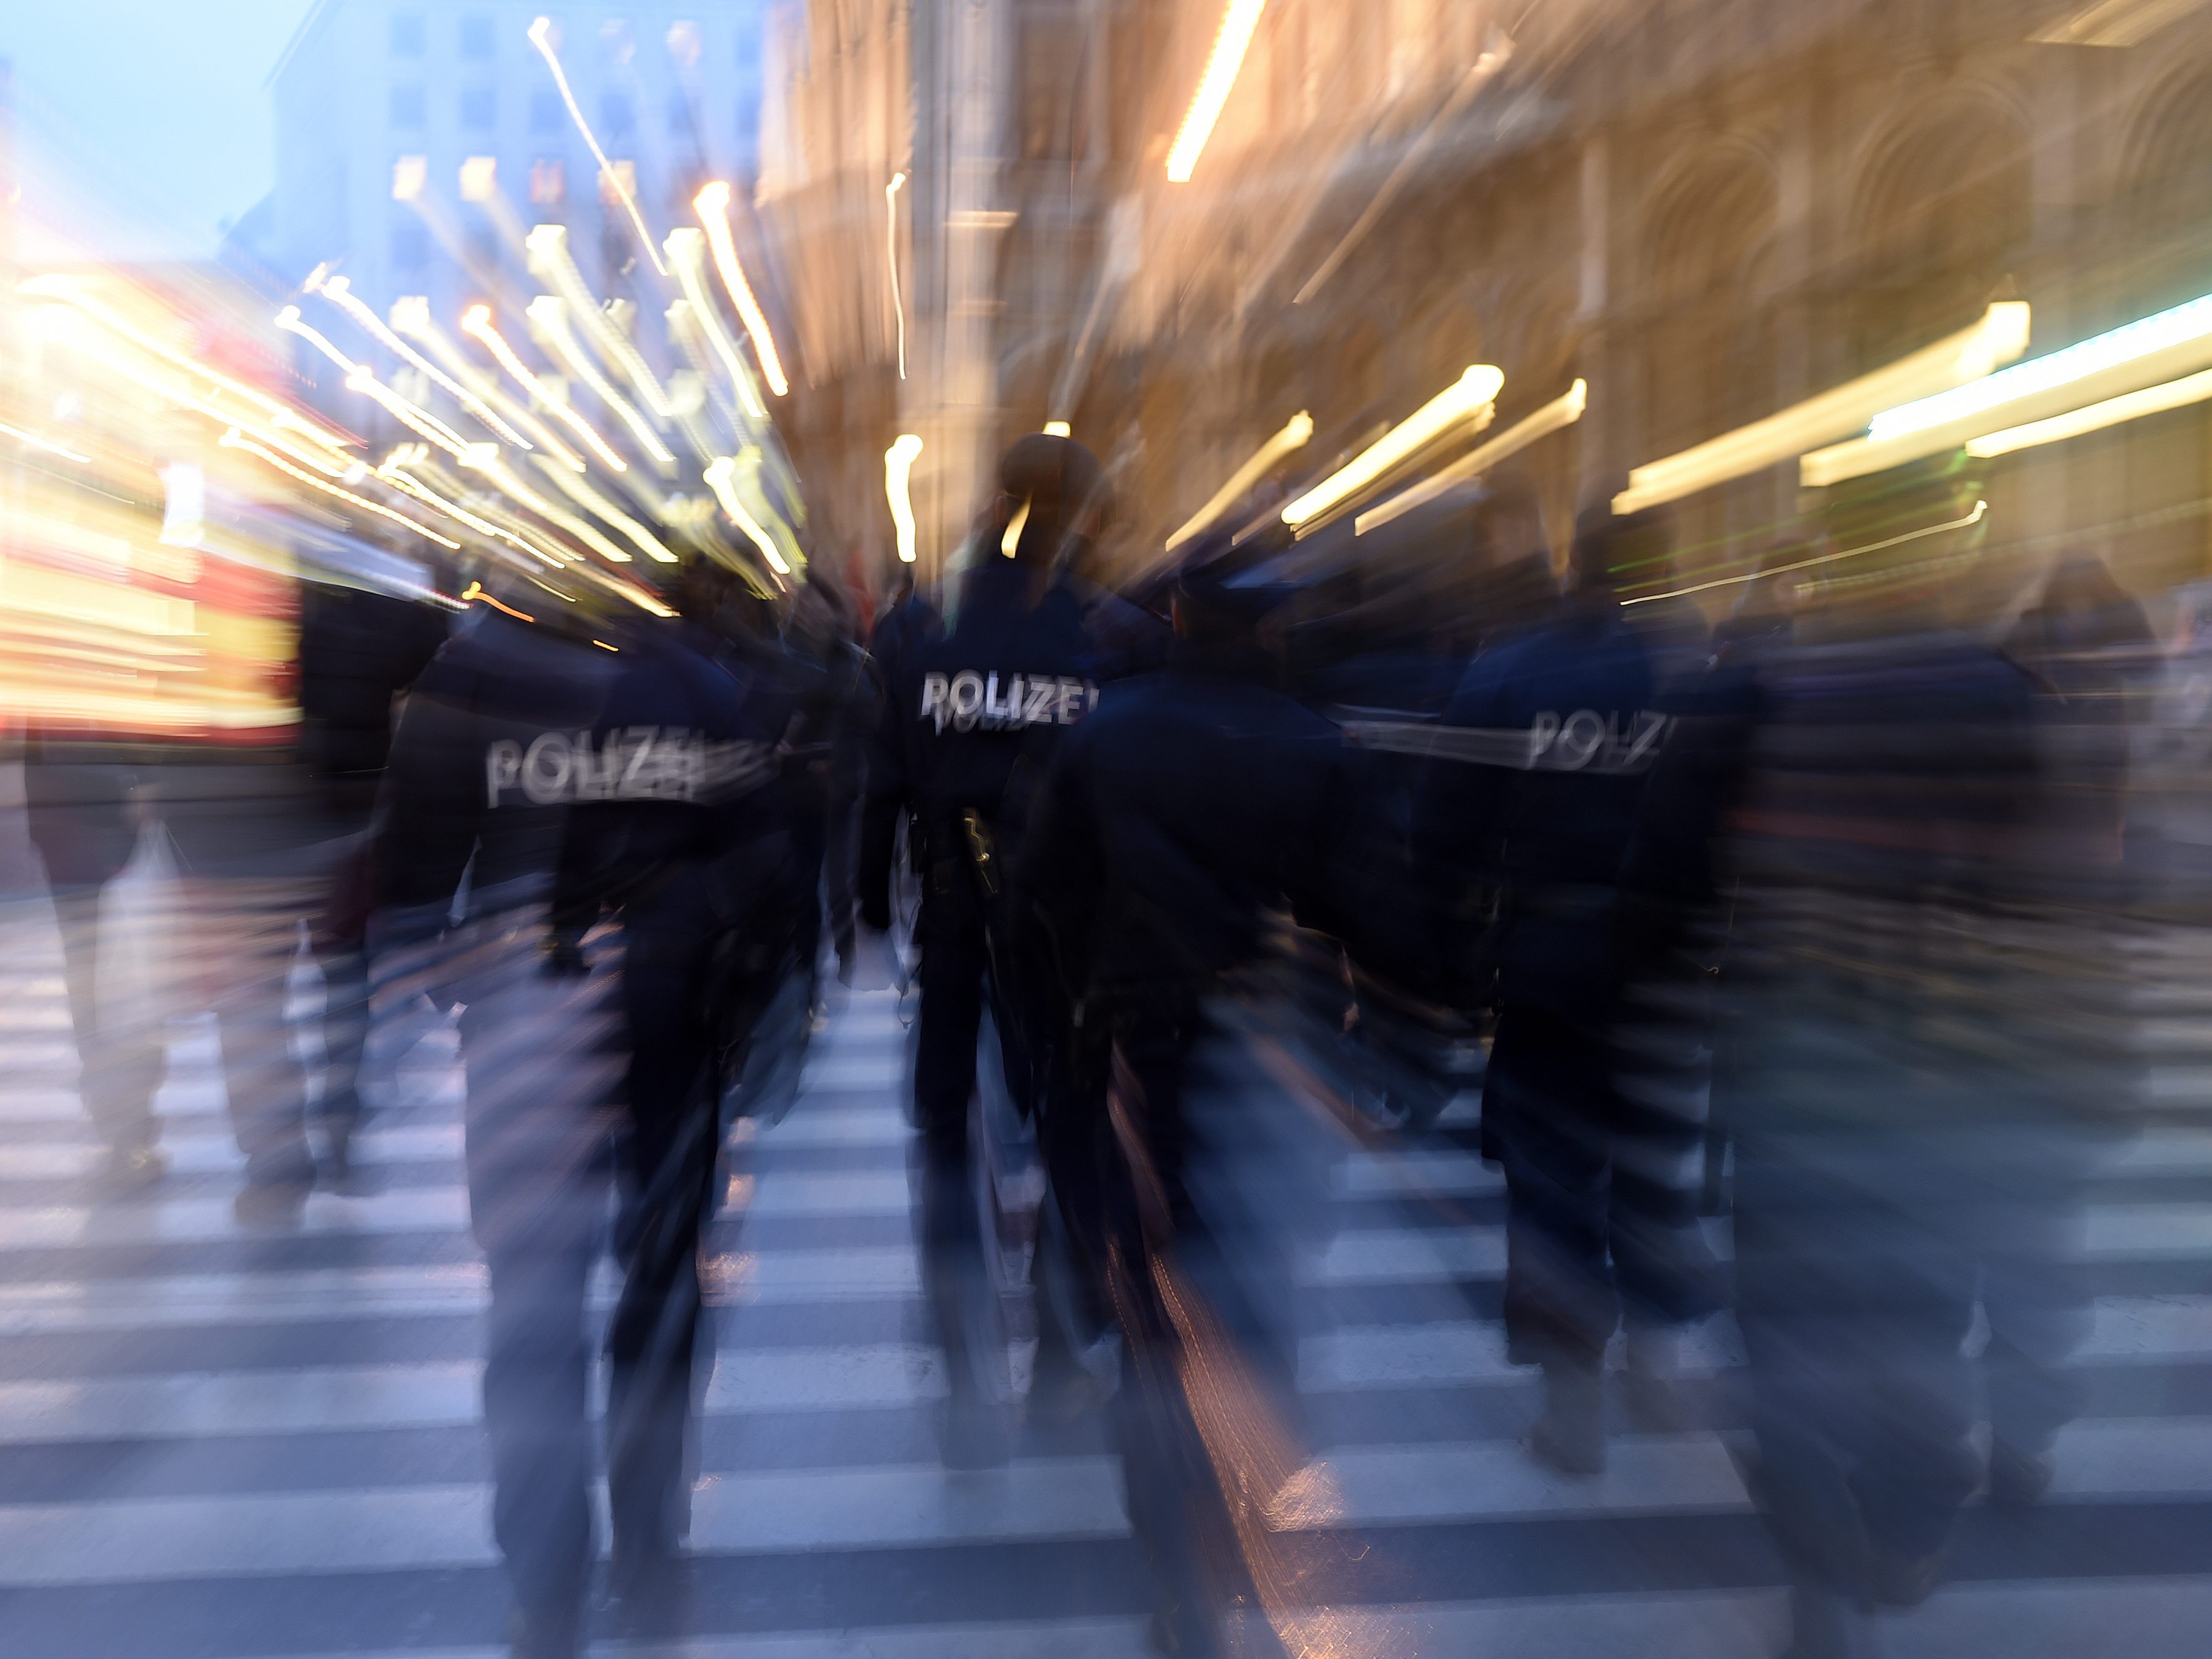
[1412,503,1717,1477]
[374,553,788,1657]
[1014,543,1356,1658]
[858,433,1115,1465]
[370,568,625,1659]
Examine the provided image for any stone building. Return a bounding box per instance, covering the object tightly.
[760,0,2212,605]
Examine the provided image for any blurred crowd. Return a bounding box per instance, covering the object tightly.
[7,413,2195,1659]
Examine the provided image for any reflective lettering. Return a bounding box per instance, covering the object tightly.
[485,740,522,805]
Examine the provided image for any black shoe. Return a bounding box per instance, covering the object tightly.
[1526,1362,1606,1475]
[1146,1603,1222,1658]
[98,1141,169,1193]
[1986,1438,2055,1508]
[940,1385,1013,1470]
[507,1607,582,1659]
[231,1177,309,1230]
[602,1547,689,1639]
[1865,1543,1946,1610]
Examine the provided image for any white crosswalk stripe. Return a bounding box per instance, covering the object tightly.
[3,901,2212,1657]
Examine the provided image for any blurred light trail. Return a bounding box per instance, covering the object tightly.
[695,182,789,397]
[2033,0,2207,47]
[312,275,533,448]
[1359,380,1587,536]
[525,295,677,467]
[705,457,791,577]
[532,455,676,562]
[0,421,91,463]
[377,448,569,568]
[457,448,636,564]
[460,580,535,622]
[1873,292,2212,440]
[462,305,631,473]
[1166,0,1269,184]
[392,299,589,471]
[528,15,668,276]
[1622,500,1987,607]
[218,429,460,550]
[27,275,356,459]
[1614,302,2031,513]
[1966,366,2212,458]
[1281,367,1503,528]
[885,433,923,563]
[1166,412,1314,551]
[1000,495,1030,558]
[41,309,349,478]
[887,172,909,380]
[667,230,769,418]
[525,225,678,419]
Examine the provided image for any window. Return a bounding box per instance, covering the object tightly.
[459,156,498,202]
[598,158,638,207]
[391,154,429,201]
[391,14,425,56]
[390,87,426,127]
[600,91,634,139]
[460,14,495,58]
[460,87,496,130]
[530,158,568,206]
[531,90,565,133]
[391,219,429,270]
[666,92,692,134]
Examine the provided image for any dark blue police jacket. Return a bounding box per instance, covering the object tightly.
[1412,600,1673,1017]
[1018,639,1354,998]
[861,559,1103,914]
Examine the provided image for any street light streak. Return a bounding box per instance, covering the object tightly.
[220,428,460,549]
[1281,367,1505,528]
[525,224,677,418]
[462,305,631,472]
[391,299,590,472]
[1166,412,1314,550]
[1358,380,1587,537]
[695,182,790,397]
[313,274,533,447]
[886,172,908,380]
[705,456,791,575]
[667,232,769,418]
[0,421,91,463]
[1166,0,1269,184]
[526,295,677,467]
[533,453,677,562]
[527,15,668,276]
[885,433,924,563]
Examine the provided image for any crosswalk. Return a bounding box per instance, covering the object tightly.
[4,893,2212,1657]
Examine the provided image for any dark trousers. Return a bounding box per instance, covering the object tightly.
[460,894,722,1624]
[460,933,621,1625]
[606,908,725,1558]
[1490,1003,1714,1368]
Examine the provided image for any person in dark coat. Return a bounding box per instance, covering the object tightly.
[1013,543,1357,1658]
[1412,503,1718,1476]
[858,432,1118,1465]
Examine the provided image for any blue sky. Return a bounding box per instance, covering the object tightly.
[1,2,314,262]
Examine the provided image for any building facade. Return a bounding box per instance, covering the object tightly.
[260,1,773,440]
[758,0,2212,608]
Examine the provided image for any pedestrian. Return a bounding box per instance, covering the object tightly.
[1412,501,1719,1476]
[1013,541,1357,1658]
[858,432,1116,1465]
